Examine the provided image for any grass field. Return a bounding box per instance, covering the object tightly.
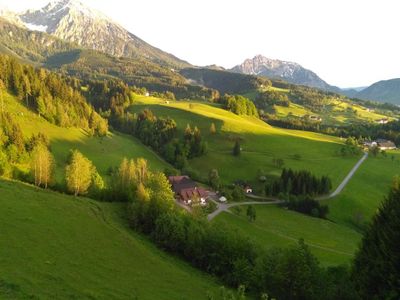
[273,99,394,126]
[213,205,361,266]
[131,95,359,191]
[274,103,311,118]
[0,179,222,299]
[3,92,171,181]
[325,151,400,229]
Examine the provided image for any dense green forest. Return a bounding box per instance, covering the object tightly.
[265,168,332,197]
[0,55,107,135]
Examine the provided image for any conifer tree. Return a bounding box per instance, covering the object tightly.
[233,140,241,156]
[353,182,400,299]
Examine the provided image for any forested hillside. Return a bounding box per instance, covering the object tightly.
[0,54,107,134]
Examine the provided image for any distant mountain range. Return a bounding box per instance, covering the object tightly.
[232,55,400,105]
[353,79,400,105]
[231,55,341,93]
[1,0,188,68]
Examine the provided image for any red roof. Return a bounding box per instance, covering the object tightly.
[179,187,208,202]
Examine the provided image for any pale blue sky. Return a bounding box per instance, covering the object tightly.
[1,0,400,87]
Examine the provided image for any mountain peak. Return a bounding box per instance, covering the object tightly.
[20,0,110,32]
[231,55,338,92]
[13,0,188,68]
[40,0,108,20]
[246,55,301,70]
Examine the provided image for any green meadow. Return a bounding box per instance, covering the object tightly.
[213,205,361,266]
[325,151,400,229]
[273,99,393,126]
[0,179,222,299]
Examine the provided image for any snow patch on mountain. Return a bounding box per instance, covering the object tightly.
[24,23,48,32]
[9,0,188,67]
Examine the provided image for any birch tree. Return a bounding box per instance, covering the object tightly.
[31,144,54,188]
[65,150,95,196]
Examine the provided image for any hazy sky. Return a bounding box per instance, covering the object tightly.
[1,0,400,87]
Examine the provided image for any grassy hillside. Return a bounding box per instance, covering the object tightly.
[213,206,361,266]
[0,179,222,299]
[325,151,400,229]
[131,95,359,191]
[3,92,170,180]
[272,98,395,126]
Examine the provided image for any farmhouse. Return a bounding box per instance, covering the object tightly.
[376,139,397,150]
[364,139,397,150]
[168,176,208,206]
[309,115,322,122]
[235,180,253,194]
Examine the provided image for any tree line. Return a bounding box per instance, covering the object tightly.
[265,168,332,197]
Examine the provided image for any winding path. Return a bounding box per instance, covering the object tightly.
[207,152,368,220]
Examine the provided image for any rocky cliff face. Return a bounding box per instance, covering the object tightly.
[232,55,339,92]
[17,0,188,68]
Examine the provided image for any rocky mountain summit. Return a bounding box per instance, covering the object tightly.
[232,55,339,92]
[8,0,188,68]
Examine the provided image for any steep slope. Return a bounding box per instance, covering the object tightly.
[355,78,400,104]
[2,90,170,180]
[18,0,189,68]
[0,179,221,299]
[231,55,340,92]
[0,17,76,64]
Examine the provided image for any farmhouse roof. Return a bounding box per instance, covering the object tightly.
[179,187,207,202]
[377,139,396,149]
[168,175,198,194]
